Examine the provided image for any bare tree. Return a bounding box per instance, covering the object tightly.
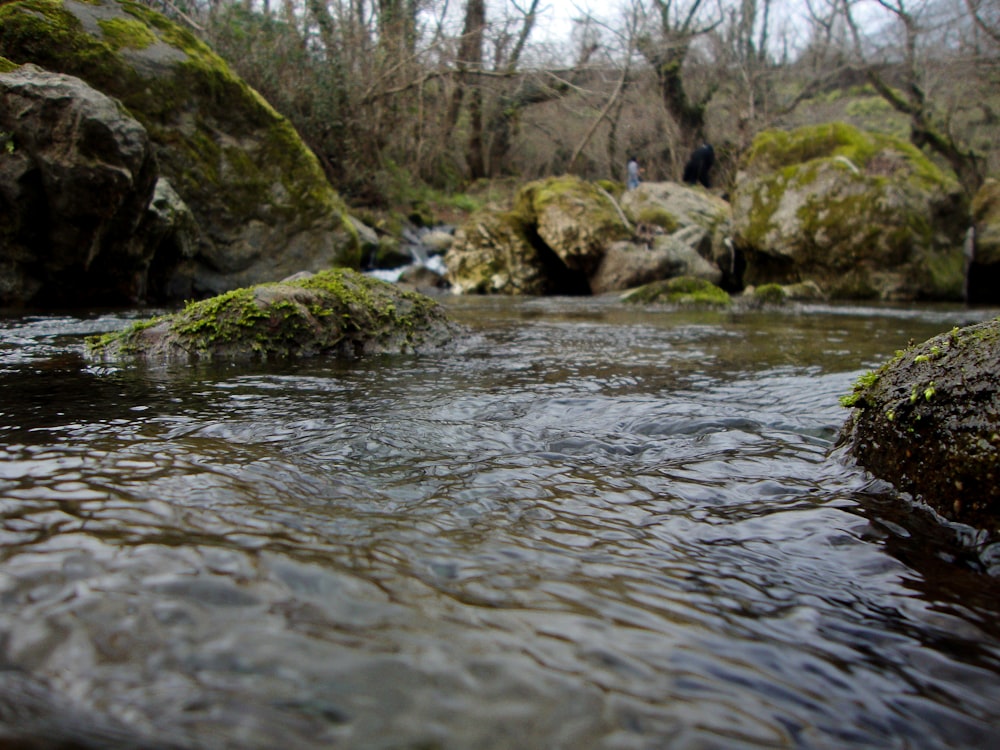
[842,0,985,192]
[634,0,723,150]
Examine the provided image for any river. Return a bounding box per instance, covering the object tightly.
[1,295,999,749]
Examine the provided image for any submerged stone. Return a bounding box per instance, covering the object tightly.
[86,269,463,363]
[838,318,1000,539]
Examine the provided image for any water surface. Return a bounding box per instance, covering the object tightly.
[1,296,998,749]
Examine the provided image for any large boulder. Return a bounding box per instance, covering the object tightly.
[621,182,733,277]
[514,175,631,277]
[445,176,727,296]
[838,318,1000,539]
[591,226,724,294]
[0,0,361,302]
[967,179,1000,304]
[0,64,157,305]
[731,122,967,300]
[589,184,733,294]
[86,269,462,363]
[445,175,630,295]
[445,210,553,295]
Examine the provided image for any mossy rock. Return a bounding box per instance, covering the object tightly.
[86,268,462,363]
[732,122,967,301]
[838,318,1000,539]
[0,56,18,73]
[622,276,732,307]
[514,174,631,276]
[752,283,788,305]
[444,208,550,295]
[0,0,360,299]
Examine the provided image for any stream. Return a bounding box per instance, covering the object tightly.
[1,295,999,749]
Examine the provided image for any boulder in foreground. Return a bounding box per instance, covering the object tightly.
[87,269,462,363]
[838,318,1000,538]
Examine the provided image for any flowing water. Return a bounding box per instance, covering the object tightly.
[1,296,999,749]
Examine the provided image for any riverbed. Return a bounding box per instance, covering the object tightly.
[1,296,999,749]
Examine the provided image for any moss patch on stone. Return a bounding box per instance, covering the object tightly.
[623,276,732,307]
[743,122,949,190]
[636,206,680,233]
[97,16,156,50]
[752,283,787,305]
[0,56,18,73]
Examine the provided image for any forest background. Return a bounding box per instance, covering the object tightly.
[147,0,998,219]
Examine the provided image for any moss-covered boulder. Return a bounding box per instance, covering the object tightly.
[86,269,462,363]
[731,122,967,301]
[445,176,637,295]
[838,318,1000,539]
[0,0,360,301]
[967,179,1000,304]
[514,175,631,278]
[444,209,551,295]
[621,276,732,308]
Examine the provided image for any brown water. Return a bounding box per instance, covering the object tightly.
[1,296,999,749]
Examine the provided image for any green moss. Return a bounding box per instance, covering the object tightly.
[624,276,732,307]
[840,369,880,407]
[636,206,680,233]
[86,314,169,356]
[173,287,269,346]
[0,56,18,73]
[0,0,136,95]
[596,179,621,196]
[913,246,965,299]
[745,122,953,191]
[972,179,1000,220]
[97,17,156,50]
[753,283,787,305]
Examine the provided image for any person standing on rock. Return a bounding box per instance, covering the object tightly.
[683,143,714,188]
[626,156,642,190]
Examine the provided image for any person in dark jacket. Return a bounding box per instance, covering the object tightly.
[683,143,714,188]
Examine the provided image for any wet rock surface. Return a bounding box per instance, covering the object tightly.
[87,269,463,364]
[839,317,1000,536]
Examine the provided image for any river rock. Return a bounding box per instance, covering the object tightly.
[445,210,552,295]
[0,64,157,305]
[838,318,1000,538]
[621,276,732,307]
[731,122,968,301]
[967,179,1000,304]
[515,175,631,277]
[620,181,734,285]
[0,0,361,302]
[591,226,723,295]
[444,176,728,295]
[86,269,462,363]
